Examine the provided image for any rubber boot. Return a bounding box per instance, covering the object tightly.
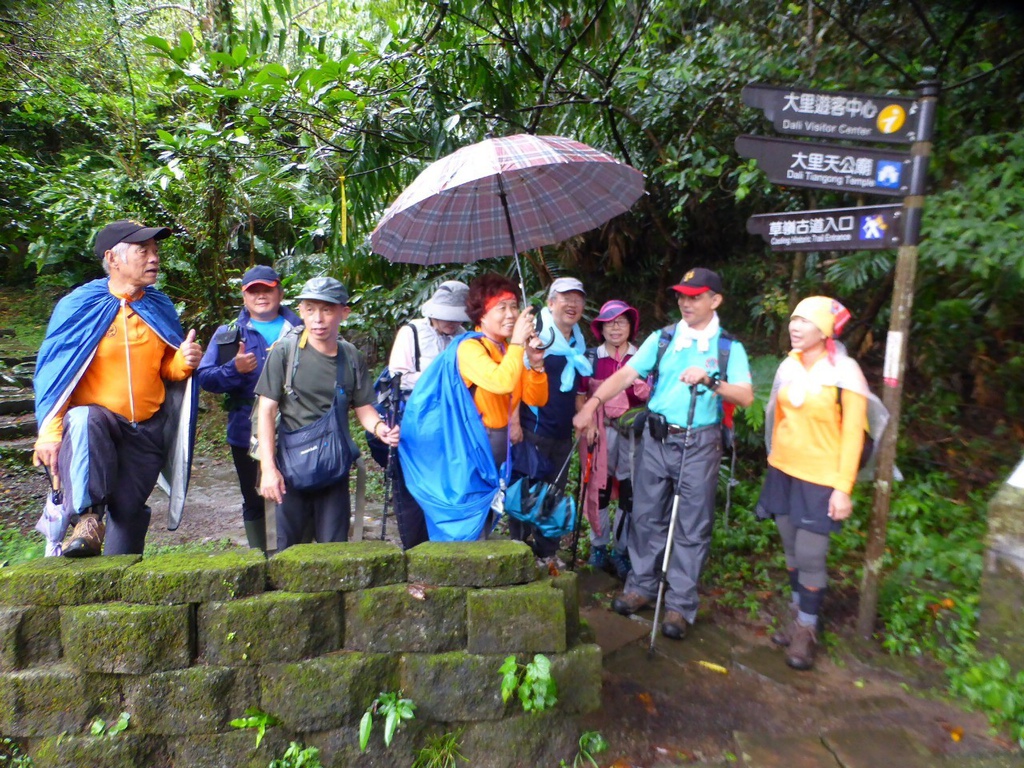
[244,519,267,552]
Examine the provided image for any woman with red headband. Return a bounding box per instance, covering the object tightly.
[457,274,548,472]
[756,296,885,671]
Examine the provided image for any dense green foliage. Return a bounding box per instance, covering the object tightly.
[3,0,1024,746]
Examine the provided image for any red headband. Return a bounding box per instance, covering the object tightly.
[484,291,517,314]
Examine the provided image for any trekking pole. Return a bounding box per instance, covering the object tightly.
[649,384,699,658]
[380,373,403,541]
[569,436,594,571]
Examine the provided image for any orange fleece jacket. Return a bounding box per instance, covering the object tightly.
[457,335,548,429]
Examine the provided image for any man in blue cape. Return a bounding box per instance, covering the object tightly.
[33,219,201,556]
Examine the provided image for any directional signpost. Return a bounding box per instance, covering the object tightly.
[747,204,903,252]
[734,135,910,196]
[738,79,940,637]
[741,83,920,144]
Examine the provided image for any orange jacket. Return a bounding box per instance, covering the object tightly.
[457,335,548,429]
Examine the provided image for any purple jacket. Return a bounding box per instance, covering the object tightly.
[196,305,302,448]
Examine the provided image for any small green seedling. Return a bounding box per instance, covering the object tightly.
[229,706,281,748]
[89,712,130,738]
[499,653,558,713]
[359,691,416,752]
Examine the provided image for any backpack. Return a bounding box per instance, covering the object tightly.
[397,332,502,541]
[248,329,363,461]
[372,321,420,414]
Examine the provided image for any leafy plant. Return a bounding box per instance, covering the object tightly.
[229,706,280,748]
[0,735,32,767]
[560,730,609,768]
[89,712,130,738]
[358,691,416,752]
[411,729,467,768]
[268,741,323,768]
[950,654,1024,749]
[499,654,558,713]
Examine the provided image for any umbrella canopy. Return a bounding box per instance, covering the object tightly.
[370,134,645,268]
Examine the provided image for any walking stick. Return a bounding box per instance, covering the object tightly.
[649,384,699,657]
[569,436,594,571]
[380,372,403,540]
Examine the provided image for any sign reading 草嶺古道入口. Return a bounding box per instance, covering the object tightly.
[746,204,903,252]
[734,135,911,197]
[741,83,920,144]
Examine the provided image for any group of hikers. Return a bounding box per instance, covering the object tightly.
[32,218,882,672]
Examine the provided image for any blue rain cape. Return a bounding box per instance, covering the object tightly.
[33,278,198,530]
[398,332,500,541]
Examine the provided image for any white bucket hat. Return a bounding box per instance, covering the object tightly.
[422,280,470,322]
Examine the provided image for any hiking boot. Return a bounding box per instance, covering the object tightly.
[661,610,688,640]
[588,545,610,571]
[64,511,104,558]
[611,591,649,616]
[771,604,799,647]
[609,550,631,581]
[785,623,818,671]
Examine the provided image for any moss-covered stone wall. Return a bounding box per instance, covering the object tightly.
[0,540,600,767]
[980,464,1024,672]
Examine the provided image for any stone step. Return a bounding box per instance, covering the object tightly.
[0,413,36,440]
[0,392,33,416]
[0,437,36,465]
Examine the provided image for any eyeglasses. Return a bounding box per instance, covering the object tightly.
[603,317,630,328]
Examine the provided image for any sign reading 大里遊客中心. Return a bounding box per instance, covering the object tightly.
[741,83,920,144]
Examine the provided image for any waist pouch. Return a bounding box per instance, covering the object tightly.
[277,394,356,492]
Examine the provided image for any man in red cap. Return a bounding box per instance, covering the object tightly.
[574,268,753,639]
[33,219,202,556]
[196,265,303,551]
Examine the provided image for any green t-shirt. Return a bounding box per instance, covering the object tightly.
[255,336,373,432]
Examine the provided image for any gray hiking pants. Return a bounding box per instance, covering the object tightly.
[624,425,721,623]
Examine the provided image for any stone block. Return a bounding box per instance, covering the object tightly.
[0,605,61,672]
[344,585,467,652]
[459,710,579,768]
[0,664,88,737]
[308,722,425,768]
[29,734,157,768]
[548,642,602,714]
[122,666,248,735]
[168,728,294,768]
[61,603,193,673]
[198,591,341,665]
[822,726,933,768]
[406,541,535,587]
[467,582,566,654]
[0,555,140,606]
[120,549,266,604]
[268,542,405,592]
[260,651,398,732]
[400,651,508,721]
[549,571,580,644]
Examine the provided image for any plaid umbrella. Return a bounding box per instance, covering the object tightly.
[370,134,645,292]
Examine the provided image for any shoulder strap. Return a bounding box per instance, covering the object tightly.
[650,324,675,393]
[407,321,422,372]
[717,329,734,382]
[585,346,598,371]
[283,331,301,397]
[285,332,358,397]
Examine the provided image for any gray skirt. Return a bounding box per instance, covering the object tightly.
[755,465,841,535]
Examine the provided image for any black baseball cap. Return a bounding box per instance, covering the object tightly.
[94,220,171,259]
[671,267,723,296]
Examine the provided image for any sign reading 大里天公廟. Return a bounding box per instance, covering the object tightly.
[734,135,911,197]
[746,204,903,252]
[741,83,920,144]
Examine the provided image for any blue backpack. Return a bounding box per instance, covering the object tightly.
[398,332,500,541]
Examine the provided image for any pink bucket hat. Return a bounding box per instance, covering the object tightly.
[591,299,640,341]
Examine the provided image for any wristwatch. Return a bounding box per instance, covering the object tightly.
[707,373,722,391]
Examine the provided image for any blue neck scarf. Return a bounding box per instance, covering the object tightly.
[535,307,592,392]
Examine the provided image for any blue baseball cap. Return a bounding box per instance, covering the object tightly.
[242,265,281,290]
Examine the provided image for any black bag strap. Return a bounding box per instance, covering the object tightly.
[407,321,421,372]
[285,330,351,399]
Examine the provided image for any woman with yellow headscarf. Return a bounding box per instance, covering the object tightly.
[756,296,887,671]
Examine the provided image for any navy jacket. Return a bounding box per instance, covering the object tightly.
[196,306,302,448]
